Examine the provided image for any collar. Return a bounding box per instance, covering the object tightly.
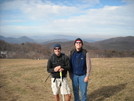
[75,48,82,53]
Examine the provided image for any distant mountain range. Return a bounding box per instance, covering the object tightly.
[41,36,134,51]
[0,36,36,44]
[89,36,134,51]
[0,35,98,44]
[30,34,97,43]
[0,35,134,51]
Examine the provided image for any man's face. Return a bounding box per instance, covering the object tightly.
[75,41,82,49]
[54,47,61,56]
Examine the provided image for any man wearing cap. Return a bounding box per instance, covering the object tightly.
[69,38,92,101]
[47,44,71,101]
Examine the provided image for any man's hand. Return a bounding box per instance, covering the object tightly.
[59,68,64,72]
[54,66,61,72]
[84,76,89,82]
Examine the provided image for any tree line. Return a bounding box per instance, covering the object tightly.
[0,40,134,59]
[0,40,51,59]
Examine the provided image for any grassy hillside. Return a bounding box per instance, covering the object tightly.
[0,58,134,101]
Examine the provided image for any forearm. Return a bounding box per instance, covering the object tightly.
[86,52,92,77]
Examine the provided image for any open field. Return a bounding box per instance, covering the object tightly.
[0,58,134,101]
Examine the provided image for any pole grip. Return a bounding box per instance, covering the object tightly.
[60,71,62,77]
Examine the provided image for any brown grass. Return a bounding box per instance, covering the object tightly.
[0,58,134,101]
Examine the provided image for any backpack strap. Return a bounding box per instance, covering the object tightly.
[61,53,65,63]
[70,49,75,58]
[82,49,87,58]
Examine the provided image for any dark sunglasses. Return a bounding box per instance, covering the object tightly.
[54,48,61,50]
[75,42,82,44]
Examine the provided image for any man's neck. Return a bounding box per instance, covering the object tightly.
[55,53,61,56]
[76,48,81,51]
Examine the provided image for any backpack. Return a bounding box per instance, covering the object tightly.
[70,49,87,58]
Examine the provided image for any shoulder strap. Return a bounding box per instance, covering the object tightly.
[82,49,87,58]
[50,54,55,62]
[70,49,75,58]
[61,53,65,62]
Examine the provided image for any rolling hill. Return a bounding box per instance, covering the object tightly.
[0,36,36,44]
[1,35,134,51]
[44,36,134,52]
[0,36,134,58]
[89,36,134,51]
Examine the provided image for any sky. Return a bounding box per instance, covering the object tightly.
[0,0,134,39]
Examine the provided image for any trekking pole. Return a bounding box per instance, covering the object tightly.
[60,71,65,101]
[45,74,51,82]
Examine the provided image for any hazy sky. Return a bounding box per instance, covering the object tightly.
[0,0,134,39]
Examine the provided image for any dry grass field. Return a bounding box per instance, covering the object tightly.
[0,58,134,101]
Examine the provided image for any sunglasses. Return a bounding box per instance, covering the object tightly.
[75,42,82,44]
[54,48,61,50]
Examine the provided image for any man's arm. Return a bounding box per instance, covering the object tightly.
[86,52,92,77]
[47,59,55,73]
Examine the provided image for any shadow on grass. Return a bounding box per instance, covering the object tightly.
[88,83,127,101]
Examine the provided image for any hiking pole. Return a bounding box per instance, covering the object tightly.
[60,71,65,101]
[45,74,51,82]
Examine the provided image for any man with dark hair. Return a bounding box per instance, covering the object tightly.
[47,43,71,101]
[69,38,92,101]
